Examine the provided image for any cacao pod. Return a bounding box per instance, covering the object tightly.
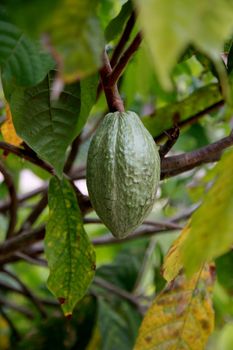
[86,111,160,238]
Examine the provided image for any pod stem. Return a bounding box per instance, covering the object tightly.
[100,50,125,113]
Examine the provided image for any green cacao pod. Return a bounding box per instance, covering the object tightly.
[86,111,160,239]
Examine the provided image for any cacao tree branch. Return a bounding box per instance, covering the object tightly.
[0,141,54,174]
[0,161,17,238]
[100,50,125,112]
[108,32,142,87]
[155,99,224,142]
[161,131,233,178]
[110,12,136,67]
[93,276,144,314]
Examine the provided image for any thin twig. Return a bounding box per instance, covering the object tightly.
[100,50,125,112]
[1,268,47,318]
[110,12,136,67]
[17,192,48,234]
[0,141,54,174]
[94,276,143,314]
[0,161,17,238]
[159,126,180,158]
[108,32,142,87]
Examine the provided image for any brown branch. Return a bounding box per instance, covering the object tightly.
[0,161,17,238]
[108,32,142,87]
[16,192,48,234]
[155,99,224,142]
[161,131,233,179]
[110,12,136,67]
[63,135,81,173]
[93,276,144,314]
[0,141,54,174]
[159,126,180,158]
[0,185,47,214]
[97,12,136,99]
[100,50,125,112]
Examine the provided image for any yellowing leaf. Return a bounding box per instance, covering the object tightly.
[134,266,215,350]
[1,103,22,146]
[134,0,233,88]
[181,149,233,275]
[45,177,96,316]
[162,224,190,282]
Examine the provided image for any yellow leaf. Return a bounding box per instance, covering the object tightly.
[134,265,215,350]
[163,224,190,282]
[1,103,22,146]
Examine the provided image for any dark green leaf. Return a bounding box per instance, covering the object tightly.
[96,243,148,292]
[98,299,140,350]
[216,251,233,292]
[9,71,97,177]
[0,13,54,87]
[45,177,96,316]
[105,1,132,42]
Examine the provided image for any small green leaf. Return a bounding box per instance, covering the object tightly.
[181,149,233,275]
[46,0,105,82]
[133,0,233,88]
[45,177,96,316]
[0,13,54,87]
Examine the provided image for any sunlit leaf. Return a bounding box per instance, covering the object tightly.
[133,0,233,87]
[45,177,96,316]
[181,149,233,275]
[1,102,22,146]
[46,0,105,82]
[134,266,214,350]
[162,224,190,282]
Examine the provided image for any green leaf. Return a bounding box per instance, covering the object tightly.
[0,13,54,87]
[216,251,233,292]
[142,83,222,138]
[46,0,105,82]
[98,299,140,350]
[133,0,233,88]
[76,74,99,136]
[181,149,233,275]
[5,0,61,36]
[105,1,132,42]
[96,242,148,292]
[45,177,96,316]
[9,71,97,177]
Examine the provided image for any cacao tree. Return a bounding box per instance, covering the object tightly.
[0,1,233,349]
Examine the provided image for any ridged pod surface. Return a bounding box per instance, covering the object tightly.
[86,111,160,238]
